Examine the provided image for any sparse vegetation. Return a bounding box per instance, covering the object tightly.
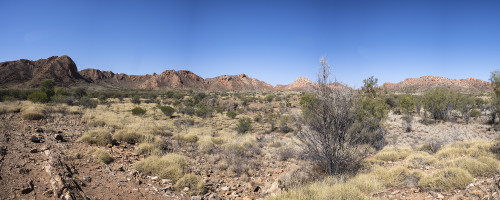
[134,154,186,181]
[174,174,206,195]
[87,148,113,164]
[78,129,112,146]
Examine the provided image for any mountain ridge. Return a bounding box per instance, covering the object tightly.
[0,55,492,93]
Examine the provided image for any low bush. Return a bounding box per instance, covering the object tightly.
[78,129,112,146]
[418,167,473,191]
[135,142,163,156]
[87,148,113,164]
[443,156,499,177]
[79,97,98,109]
[131,107,147,115]
[226,111,237,119]
[236,117,253,134]
[134,154,186,182]
[347,174,383,194]
[160,106,175,117]
[27,92,49,103]
[174,174,206,195]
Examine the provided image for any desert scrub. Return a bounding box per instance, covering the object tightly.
[436,141,493,159]
[134,154,186,182]
[21,105,46,120]
[78,129,112,146]
[346,174,384,194]
[113,129,144,144]
[374,146,412,162]
[135,142,163,156]
[27,91,49,103]
[174,174,206,195]
[418,167,473,191]
[180,134,199,143]
[269,176,371,200]
[0,101,22,114]
[404,151,437,169]
[131,106,147,115]
[440,156,499,177]
[371,166,423,187]
[226,111,237,119]
[236,116,253,134]
[87,148,113,164]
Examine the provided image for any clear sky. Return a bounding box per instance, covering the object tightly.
[1,0,500,87]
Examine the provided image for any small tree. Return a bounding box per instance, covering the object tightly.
[490,70,500,123]
[361,76,379,98]
[456,94,475,124]
[40,79,55,98]
[297,57,361,175]
[265,94,275,102]
[423,87,455,121]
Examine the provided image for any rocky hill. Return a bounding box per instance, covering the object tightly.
[0,55,88,87]
[0,56,493,93]
[382,76,492,93]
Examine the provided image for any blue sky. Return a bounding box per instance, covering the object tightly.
[1,0,500,87]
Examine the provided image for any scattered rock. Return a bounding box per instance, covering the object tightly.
[36,128,44,133]
[161,179,171,184]
[82,176,91,182]
[221,186,229,191]
[54,134,64,141]
[30,148,38,153]
[191,196,202,200]
[183,187,190,192]
[20,180,34,194]
[30,136,41,143]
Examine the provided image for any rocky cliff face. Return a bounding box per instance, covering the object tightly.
[0,55,87,87]
[382,76,492,93]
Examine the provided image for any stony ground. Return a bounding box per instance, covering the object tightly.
[2,107,500,199]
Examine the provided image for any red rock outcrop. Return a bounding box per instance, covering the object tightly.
[382,76,492,93]
[0,55,87,87]
[206,74,274,91]
[275,77,316,92]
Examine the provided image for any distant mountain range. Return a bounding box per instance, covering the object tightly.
[0,55,492,93]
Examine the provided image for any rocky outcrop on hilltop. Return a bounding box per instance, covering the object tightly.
[206,74,274,91]
[0,55,87,87]
[276,77,316,92]
[382,76,492,93]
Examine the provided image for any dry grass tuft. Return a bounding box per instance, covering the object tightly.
[78,129,112,146]
[134,153,186,182]
[374,146,412,162]
[174,174,206,195]
[87,148,113,164]
[418,167,473,191]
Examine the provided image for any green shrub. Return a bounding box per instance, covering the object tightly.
[236,117,253,134]
[27,92,49,103]
[79,97,98,109]
[73,87,87,98]
[87,148,113,164]
[131,96,141,104]
[40,79,55,97]
[78,129,112,146]
[160,106,175,117]
[265,94,275,102]
[54,88,68,96]
[131,107,147,115]
[195,105,211,118]
[470,109,481,118]
[113,129,143,144]
[174,174,206,195]
[226,111,237,119]
[51,94,68,104]
[423,87,456,121]
[134,154,186,181]
[418,167,473,191]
